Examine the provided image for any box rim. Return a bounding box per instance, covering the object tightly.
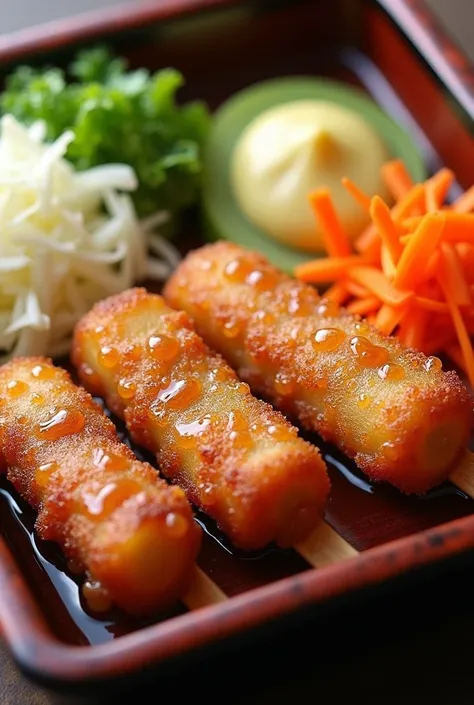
[2,510,474,689]
[0,0,474,691]
[0,0,240,65]
[378,0,474,118]
[0,0,471,101]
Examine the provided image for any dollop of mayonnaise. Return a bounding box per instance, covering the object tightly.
[231,100,390,253]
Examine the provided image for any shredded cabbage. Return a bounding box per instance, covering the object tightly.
[0,114,180,361]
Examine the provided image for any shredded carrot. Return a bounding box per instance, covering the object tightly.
[441,213,474,243]
[415,296,449,313]
[354,224,381,259]
[457,244,474,283]
[362,239,383,265]
[453,185,474,213]
[341,177,371,211]
[394,214,445,290]
[324,282,350,304]
[370,195,402,262]
[404,212,474,242]
[402,250,441,288]
[392,183,426,219]
[464,311,474,336]
[440,281,474,388]
[294,160,474,384]
[397,307,427,350]
[380,242,397,279]
[346,296,380,316]
[346,281,369,298]
[424,251,441,281]
[425,168,454,212]
[349,266,413,307]
[438,242,471,307]
[356,185,424,254]
[294,255,365,282]
[375,303,408,336]
[400,217,422,231]
[417,279,443,301]
[308,189,352,257]
[381,159,414,200]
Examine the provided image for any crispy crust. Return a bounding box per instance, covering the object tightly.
[0,357,201,615]
[164,242,474,494]
[72,288,330,550]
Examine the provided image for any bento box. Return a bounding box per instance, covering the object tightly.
[1,0,474,693]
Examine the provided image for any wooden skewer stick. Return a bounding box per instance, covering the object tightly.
[296,452,474,568]
[295,520,359,567]
[182,566,228,610]
[183,521,358,610]
[449,450,474,498]
[296,452,474,567]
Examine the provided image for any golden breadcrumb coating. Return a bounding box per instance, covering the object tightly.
[72,288,329,550]
[0,357,201,615]
[164,242,474,494]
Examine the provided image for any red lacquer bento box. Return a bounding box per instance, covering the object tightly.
[1,0,474,692]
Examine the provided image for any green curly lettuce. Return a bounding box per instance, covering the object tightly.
[0,47,210,219]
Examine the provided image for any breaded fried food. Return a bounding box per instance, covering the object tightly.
[164,242,474,494]
[0,358,201,616]
[72,288,330,551]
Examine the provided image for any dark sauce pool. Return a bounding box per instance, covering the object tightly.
[0,47,473,648]
[317,440,471,551]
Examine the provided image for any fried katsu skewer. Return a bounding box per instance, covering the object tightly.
[72,288,331,552]
[164,242,474,495]
[0,357,202,616]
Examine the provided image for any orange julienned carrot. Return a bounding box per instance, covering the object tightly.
[294,256,365,283]
[345,280,370,298]
[394,214,446,289]
[415,296,449,313]
[453,184,474,213]
[294,162,474,383]
[440,281,474,388]
[381,159,414,200]
[438,242,471,307]
[425,168,454,212]
[380,242,397,279]
[349,266,413,307]
[323,282,350,304]
[370,195,403,262]
[374,303,408,336]
[397,306,427,350]
[308,189,352,258]
[341,177,371,211]
[346,295,380,316]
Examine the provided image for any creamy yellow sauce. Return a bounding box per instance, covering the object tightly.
[231,100,390,253]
